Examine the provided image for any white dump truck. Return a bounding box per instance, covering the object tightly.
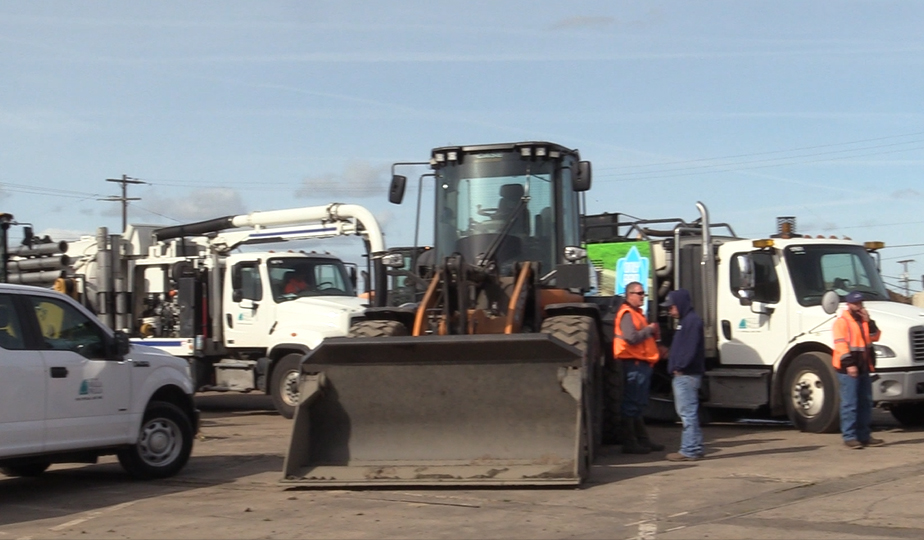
[52,203,390,419]
[583,203,924,431]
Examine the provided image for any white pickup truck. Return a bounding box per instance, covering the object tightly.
[0,283,198,479]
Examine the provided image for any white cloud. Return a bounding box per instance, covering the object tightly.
[295,160,388,199]
[134,188,247,223]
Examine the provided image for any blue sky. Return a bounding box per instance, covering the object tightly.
[2,1,922,294]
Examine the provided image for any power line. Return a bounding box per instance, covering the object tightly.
[597,131,924,172]
[100,175,147,233]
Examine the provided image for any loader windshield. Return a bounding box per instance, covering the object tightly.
[268,256,355,302]
[435,158,555,276]
[785,244,889,307]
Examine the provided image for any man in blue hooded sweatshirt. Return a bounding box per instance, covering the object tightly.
[660,288,706,461]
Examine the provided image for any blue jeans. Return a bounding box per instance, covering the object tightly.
[622,361,652,418]
[837,372,872,442]
[672,374,704,457]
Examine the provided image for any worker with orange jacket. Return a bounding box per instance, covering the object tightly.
[613,281,664,454]
[832,290,884,449]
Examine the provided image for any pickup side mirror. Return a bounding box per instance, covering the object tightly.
[232,289,243,303]
[112,330,131,357]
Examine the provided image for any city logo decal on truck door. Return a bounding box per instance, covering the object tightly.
[77,378,103,400]
[738,318,761,332]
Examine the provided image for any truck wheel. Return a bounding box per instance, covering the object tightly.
[348,320,408,337]
[1,462,51,477]
[271,353,304,419]
[784,352,840,433]
[117,401,194,479]
[890,403,924,427]
[541,315,603,459]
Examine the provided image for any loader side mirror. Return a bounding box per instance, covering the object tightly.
[350,266,357,289]
[389,175,407,204]
[573,161,592,192]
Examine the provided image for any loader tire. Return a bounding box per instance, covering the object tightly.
[348,319,409,338]
[541,315,602,467]
[602,358,623,444]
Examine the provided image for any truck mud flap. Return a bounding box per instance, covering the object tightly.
[282,333,589,487]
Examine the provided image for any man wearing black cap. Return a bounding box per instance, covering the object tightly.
[832,290,884,449]
[661,289,706,462]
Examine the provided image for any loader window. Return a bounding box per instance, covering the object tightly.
[435,165,554,276]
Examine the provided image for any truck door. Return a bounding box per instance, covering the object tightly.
[224,261,275,348]
[26,294,132,451]
[718,250,789,365]
[0,294,45,457]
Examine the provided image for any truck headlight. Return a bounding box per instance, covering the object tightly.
[873,344,896,358]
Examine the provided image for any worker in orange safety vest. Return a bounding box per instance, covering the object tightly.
[613,281,665,455]
[832,290,884,449]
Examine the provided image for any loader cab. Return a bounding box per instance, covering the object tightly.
[426,142,586,279]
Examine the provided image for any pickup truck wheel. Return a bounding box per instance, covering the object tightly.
[1,462,51,477]
[890,403,924,427]
[271,353,304,419]
[117,401,193,479]
[784,352,840,433]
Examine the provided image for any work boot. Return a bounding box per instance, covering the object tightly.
[634,417,665,452]
[862,437,885,447]
[620,416,651,455]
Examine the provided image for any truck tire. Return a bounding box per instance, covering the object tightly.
[784,352,840,433]
[271,353,304,419]
[890,403,924,427]
[1,462,51,477]
[541,315,602,465]
[117,401,194,480]
[348,319,409,337]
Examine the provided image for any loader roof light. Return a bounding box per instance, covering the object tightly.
[549,149,560,158]
[752,239,774,249]
[520,147,532,158]
[535,147,547,157]
[447,151,458,162]
[864,241,885,251]
[563,246,587,262]
[434,152,446,163]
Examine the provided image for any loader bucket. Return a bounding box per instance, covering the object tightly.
[281,333,590,487]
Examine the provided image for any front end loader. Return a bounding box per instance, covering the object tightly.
[282,142,619,487]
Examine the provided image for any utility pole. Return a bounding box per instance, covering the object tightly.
[101,175,146,233]
[897,259,915,298]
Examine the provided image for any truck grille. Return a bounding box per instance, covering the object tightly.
[912,326,924,363]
